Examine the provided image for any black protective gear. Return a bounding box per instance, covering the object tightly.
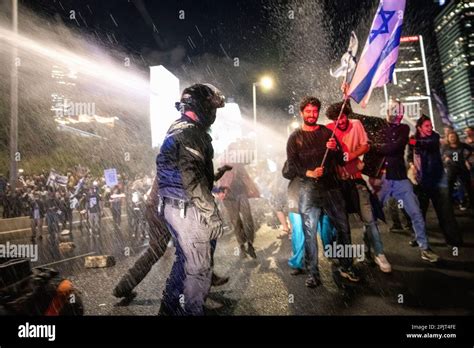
[175,83,225,129]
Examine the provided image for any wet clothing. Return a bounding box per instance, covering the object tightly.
[442,143,474,208]
[223,193,255,246]
[288,212,304,270]
[157,115,223,316]
[30,199,45,238]
[370,122,431,250]
[157,117,218,224]
[218,164,258,247]
[408,132,444,188]
[442,143,472,170]
[407,132,463,245]
[284,126,344,189]
[113,178,171,297]
[373,123,410,180]
[327,119,386,256]
[284,126,352,279]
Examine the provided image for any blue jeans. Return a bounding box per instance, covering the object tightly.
[377,177,429,250]
[356,183,384,255]
[288,212,304,270]
[299,182,352,278]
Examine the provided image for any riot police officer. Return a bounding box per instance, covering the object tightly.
[157,83,226,315]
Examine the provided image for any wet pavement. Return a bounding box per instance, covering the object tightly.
[5,201,474,316]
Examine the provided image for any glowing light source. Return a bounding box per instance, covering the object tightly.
[290,119,300,129]
[259,76,274,90]
[212,102,243,155]
[149,65,181,148]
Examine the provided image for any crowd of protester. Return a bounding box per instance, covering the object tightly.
[0,167,154,241]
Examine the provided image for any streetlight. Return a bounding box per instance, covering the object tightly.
[9,0,18,189]
[252,75,274,163]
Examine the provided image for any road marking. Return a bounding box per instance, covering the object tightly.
[34,252,96,268]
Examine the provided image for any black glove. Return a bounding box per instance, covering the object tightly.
[214,165,233,181]
[207,213,224,240]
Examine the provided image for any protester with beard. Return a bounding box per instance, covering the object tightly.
[283,96,360,288]
[407,115,463,247]
[156,83,226,315]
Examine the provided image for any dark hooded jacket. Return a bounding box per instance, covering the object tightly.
[156,115,218,222]
[407,131,444,189]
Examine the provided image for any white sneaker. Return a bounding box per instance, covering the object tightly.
[374,254,392,273]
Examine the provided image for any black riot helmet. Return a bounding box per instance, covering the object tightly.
[175,83,225,128]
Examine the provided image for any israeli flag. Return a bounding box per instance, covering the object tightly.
[348,0,406,107]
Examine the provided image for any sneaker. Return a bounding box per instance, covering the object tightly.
[409,239,418,247]
[421,249,440,263]
[339,267,360,282]
[290,268,305,276]
[247,243,257,259]
[459,204,467,211]
[305,275,321,288]
[374,254,392,273]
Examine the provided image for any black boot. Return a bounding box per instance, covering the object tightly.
[211,272,229,287]
[247,243,257,259]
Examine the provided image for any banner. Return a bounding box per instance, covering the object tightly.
[104,168,118,187]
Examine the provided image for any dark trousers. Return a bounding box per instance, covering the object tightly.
[114,204,171,296]
[61,209,73,231]
[415,185,463,246]
[299,181,352,278]
[447,166,474,207]
[31,218,44,237]
[112,207,121,230]
[223,193,255,246]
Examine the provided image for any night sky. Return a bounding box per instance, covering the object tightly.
[21,0,447,119]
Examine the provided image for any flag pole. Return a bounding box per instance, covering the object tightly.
[319,63,354,169]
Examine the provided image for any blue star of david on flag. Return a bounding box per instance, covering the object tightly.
[347,0,406,107]
[369,8,396,43]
